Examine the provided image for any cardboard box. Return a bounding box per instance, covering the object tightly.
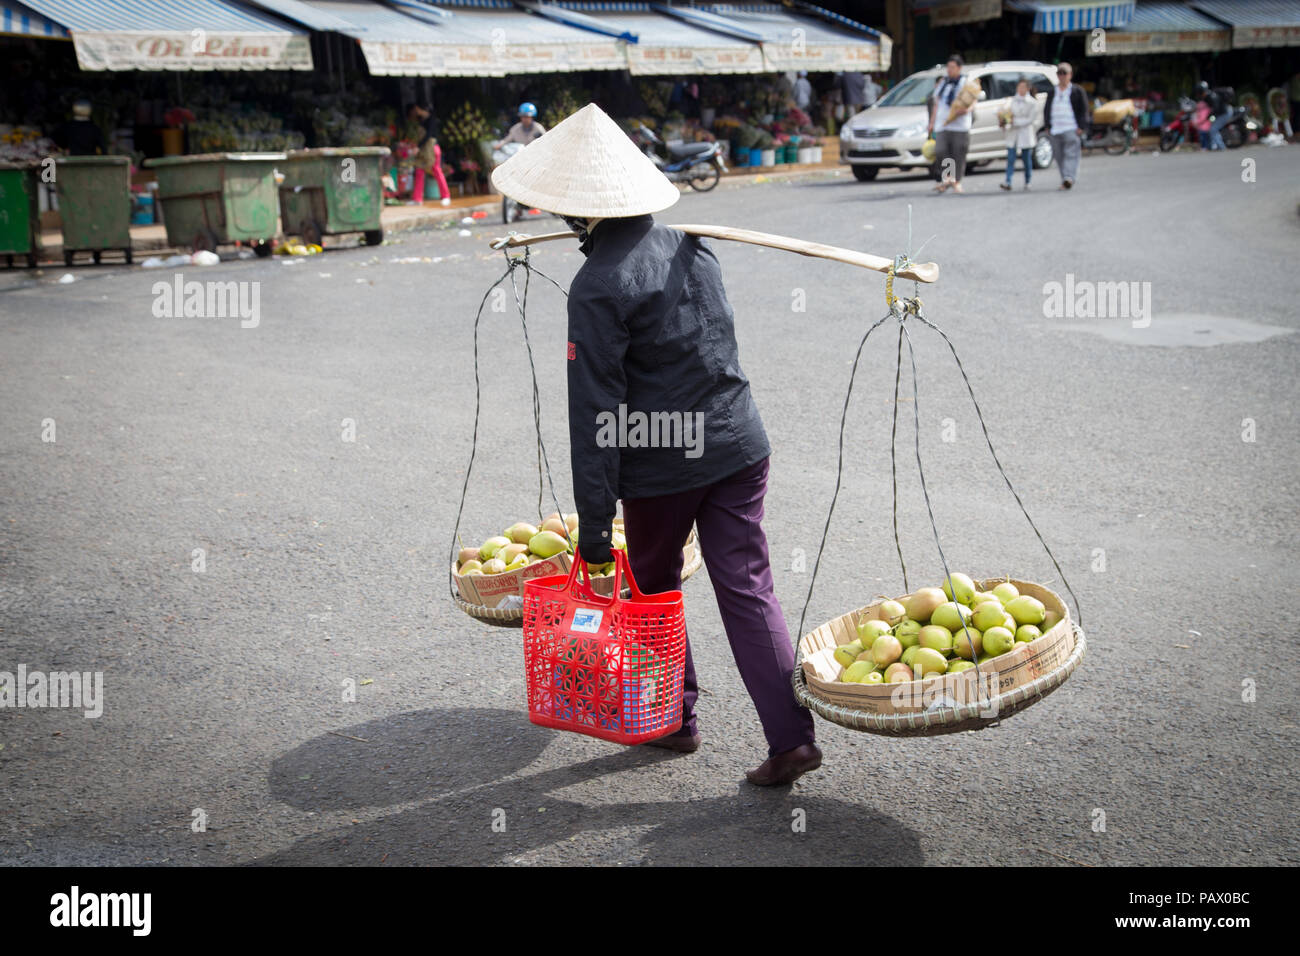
[799,578,1075,718]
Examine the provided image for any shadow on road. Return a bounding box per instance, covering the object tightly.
[259,707,923,865]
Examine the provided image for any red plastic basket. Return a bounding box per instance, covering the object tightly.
[522,548,687,745]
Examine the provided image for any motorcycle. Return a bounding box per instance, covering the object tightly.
[1218,106,1261,149]
[1082,98,1138,155]
[493,142,548,224]
[1159,97,1198,152]
[634,123,727,192]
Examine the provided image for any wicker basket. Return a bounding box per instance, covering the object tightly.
[793,578,1086,736]
[455,527,703,628]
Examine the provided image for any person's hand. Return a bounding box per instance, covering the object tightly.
[577,521,613,566]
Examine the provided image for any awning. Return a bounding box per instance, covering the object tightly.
[292,0,626,76]
[1190,1,1300,48]
[1088,1,1230,55]
[914,0,1004,28]
[1007,1,1136,32]
[16,0,313,70]
[0,0,69,38]
[551,2,768,75]
[700,3,890,72]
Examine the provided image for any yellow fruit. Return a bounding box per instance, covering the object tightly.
[540,517,567,536]
[504,552,528,571]
[501,542,529,562]
[913,647,949,676]
[481,558,507,575]
[564,513,579,533]
[902,587,946,624]
[479,536,510,560]
[504,522,538,545]
[528,530,569,558]
[457,547,480,565]
[842,661,874,683]
[458,559,483,575]
[833,640,864,669]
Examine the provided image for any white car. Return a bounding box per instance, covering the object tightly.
[840,61,1059,181]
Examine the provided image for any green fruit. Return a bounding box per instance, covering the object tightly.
[501,542,529,562]
[842,660,875,683]
[528,530,570,559]
[983,626,1016,657]
[856,619,893,645]
[941,572,977,606]
[504,553,528,571]
[902,587,946,624]
[1015,624,1042,643]
[884,662,913,684]
[504,522,538,545]
[479,536,511,560]
[971,600,1007,632]
[871,634,903,668]
[931,602,972,632]
[901,645,921,668]
[878,599,907,626]
[913,647,949,676]
[948,660,976,674]
[992,582,1020,604]
[861,670,885,685]
[894,619,923,648]
[919,624,953,656]
[458,559,483,575]
[481,557,507,575]
[1040,609,1062,633]
[951,625,982,660]
[1006,595,1046,626]
[833,641,864,669]
[1002,612,1017,633]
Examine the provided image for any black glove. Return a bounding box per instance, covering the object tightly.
[578,520,614,566]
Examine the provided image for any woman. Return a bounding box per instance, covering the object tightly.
[491,104,821,787]
[406,103,451,207]
[929,54,973,195]
[1000,77,1037,191]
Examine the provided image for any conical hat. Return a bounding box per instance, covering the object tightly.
[490,103,680,219]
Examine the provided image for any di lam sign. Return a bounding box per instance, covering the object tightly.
[71,30,313,71]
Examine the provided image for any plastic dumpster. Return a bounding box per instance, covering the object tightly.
[54,155,133,265]
[0,161,41,268]
[278,146,390,247]
[145,152,285,256]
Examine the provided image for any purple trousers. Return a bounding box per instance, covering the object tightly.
[622,457,816,757]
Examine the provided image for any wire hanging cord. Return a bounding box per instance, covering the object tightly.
[448,246,573,602]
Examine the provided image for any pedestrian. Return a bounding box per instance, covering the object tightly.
[929,54,973,194]
[1044,61,1087,190]
[1000,76,1036,191]
[406,103,451,207]
[490,104,822,787]
[51,99,103,156]
[793,70,813,112]
[838,70,868,117]
[863,72,882,107]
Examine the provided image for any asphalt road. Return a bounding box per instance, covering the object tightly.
[1,146,1297,866]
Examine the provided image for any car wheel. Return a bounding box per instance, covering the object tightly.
[1032,133,1055,169]
[851,165,879,181]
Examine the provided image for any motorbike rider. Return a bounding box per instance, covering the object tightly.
[1198,81,1229,151]
[493,102,546,151]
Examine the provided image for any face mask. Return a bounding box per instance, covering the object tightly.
[562,215,592,245]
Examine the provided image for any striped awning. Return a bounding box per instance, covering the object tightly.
[1007,1,1136,32]
[1190,1,1300,48]
[16,0,313,69]
[700,3,890,72]
[0,0,69,37]
[1088,1,1230,55]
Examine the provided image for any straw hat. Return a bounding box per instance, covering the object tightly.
[490,103,679,219]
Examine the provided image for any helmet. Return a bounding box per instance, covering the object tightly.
[1197,81,1209,92]
[519,102,537,118]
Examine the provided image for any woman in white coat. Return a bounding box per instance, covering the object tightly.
[1000,77,1038,191]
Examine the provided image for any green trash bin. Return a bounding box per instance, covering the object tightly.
[0,161,42,268]
[145,152,285,256]
[54,155,133,266]
[278,146,391,248]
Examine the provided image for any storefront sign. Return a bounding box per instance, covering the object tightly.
[1232,25,1300,49]
[1089,28,1231,55]
[360,39,625,76]
[72,32,312,71]
[930,0,1003,28]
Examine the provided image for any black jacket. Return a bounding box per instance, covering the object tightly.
[567,215,771,562]
[1044,84,1089,132]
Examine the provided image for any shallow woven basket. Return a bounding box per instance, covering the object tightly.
[455,528,703,628]
[793,578,1086,736]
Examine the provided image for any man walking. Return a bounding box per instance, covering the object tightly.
[838,71,868,117]
[929,55,973,194]
[1045,62,1087,190]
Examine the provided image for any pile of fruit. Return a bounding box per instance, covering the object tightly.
[835,573,1061,685]
[455,513,627,577]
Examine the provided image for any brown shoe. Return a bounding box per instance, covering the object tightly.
[642,732,700,754]
[745,743,823,786]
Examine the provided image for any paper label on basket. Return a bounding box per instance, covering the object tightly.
[570,608,604,634]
